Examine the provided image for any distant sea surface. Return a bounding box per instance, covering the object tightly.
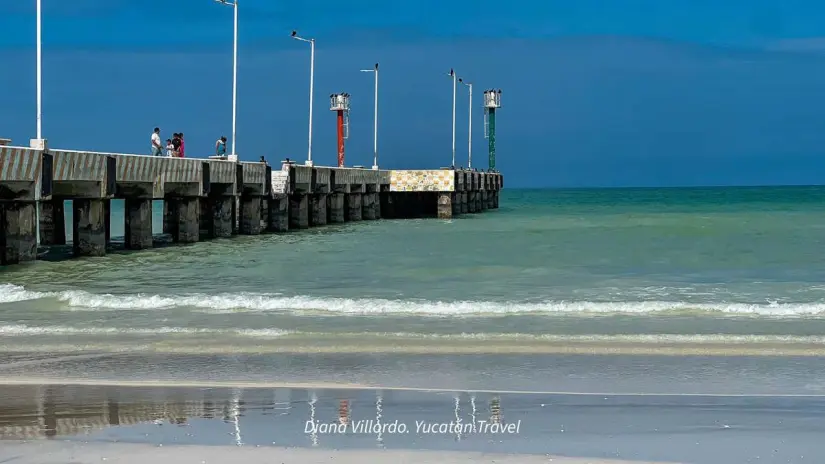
[4,186,825,386]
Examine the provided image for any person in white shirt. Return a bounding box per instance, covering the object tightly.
[165,139,173,157]
[150,127,162,156]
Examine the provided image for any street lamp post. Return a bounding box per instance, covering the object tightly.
[448,69,457,168]
[360,63,379,170]
[33,0,43,148]
[459,78,472,169]
[292,30,315,166]
[215,0,238,159]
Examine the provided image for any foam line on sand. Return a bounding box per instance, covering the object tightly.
[0,442,679,464]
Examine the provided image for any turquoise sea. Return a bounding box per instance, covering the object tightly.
[4,186,825,371]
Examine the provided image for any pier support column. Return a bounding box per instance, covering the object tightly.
[289,194,309,229]
[209,196,233,238]
[0,202,37,265]
[267,195,289,232]
[39,199,66,246]
[346,193,362,221]
[362,193,377,220]
[328,193,345,223]
[167,197,200,243]
[240,196,263,235]
[452,193,461,217]
[375,192,383,219]
[72,199,106,257]
[311,194,328,227]
[481,191,488,211]
[124,198,153,250]
[163,200,173,235]
[260,198,269,231]
[493,191,499,208]
[104,199,111,244]
[437,193,453,219]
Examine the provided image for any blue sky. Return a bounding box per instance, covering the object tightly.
[4,1,825,187]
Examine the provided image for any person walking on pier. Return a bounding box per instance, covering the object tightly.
[150,127,163,156]
[215,136,227,157]
[179,133,186,158]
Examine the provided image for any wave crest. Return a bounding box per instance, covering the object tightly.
[2,284,824,317]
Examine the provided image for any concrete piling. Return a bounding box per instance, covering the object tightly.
[72,199,106,257]
[240,196,263,235]
[39,199,66,246]
[328,193,345,223]
[104,199,112,244]
[437,193,453,219]
[0,202,37,265]
[311,194,328,227]
[167,197,200,243]
[209,196,233,238]
[362,192,377,220]
[289,194,309,229]
[267,195,289,232]
[124,198,153,250]
[346,193,362,221]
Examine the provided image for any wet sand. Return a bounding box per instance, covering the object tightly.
[0,383,822,463]
[0,442,671,464]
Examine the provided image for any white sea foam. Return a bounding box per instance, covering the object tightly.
[1,324,825,346]
[2,283,825,317]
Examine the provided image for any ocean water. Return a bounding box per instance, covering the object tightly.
[4,186,825,360]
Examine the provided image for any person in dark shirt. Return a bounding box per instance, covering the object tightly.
[171,133,182,157]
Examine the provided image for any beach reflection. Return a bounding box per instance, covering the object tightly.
[0,384,512,448]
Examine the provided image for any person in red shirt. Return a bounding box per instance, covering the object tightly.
[179,132,185,158]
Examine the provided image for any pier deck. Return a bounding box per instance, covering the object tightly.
[0,145,502,265]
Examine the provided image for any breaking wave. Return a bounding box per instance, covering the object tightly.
[3,283,825,317]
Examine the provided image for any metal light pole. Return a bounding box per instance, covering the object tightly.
[360,63,379,170]
[459,78,472,169]
[448,69,457,167]
[215,0,238,159]
[292,30,315,166]
[36,0,42,142]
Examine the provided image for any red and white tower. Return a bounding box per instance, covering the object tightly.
[330,93,351,167]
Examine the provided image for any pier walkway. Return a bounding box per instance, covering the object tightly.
[0,145,502,265]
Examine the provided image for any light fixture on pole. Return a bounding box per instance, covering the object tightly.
[31,0,45,150]
[360,63,379,170]
[292,30,316,166]
[215,0,238,161]
[447,68,457,168]
[458,78,472,169]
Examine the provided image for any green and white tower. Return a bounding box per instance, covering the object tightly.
[483,89,502,171]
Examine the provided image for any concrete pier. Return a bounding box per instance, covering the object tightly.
[1,202,37,265]
[267,195,288,232]
[240,196,262,235]
[72,199,106,257]
[437,193,453,219]
[311,194,328,227]
[328,193,345,223]
[362,192,377,220]
[209,196,234,238]
[0,144,503,266]
[289,194,309,229]
[166,197,200,243]
[39,199,66,246]
[346,193,362,221]
[124,198,153,249]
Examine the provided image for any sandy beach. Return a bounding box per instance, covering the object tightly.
[0,442,675,464]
